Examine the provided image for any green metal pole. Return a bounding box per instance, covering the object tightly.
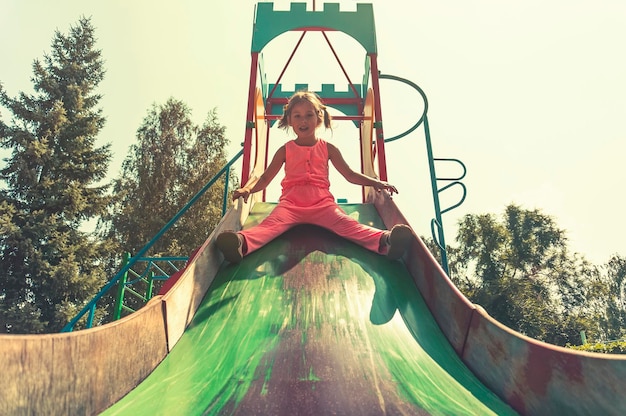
[423,116,450,275]
[146,270,155,301]
[114,252,131,321]
[222,165,230,216]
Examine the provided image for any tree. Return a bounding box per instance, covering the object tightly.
[100,98,233,266]
[601,254,626,340]
[0,18,111,333]
[447,204,603,345]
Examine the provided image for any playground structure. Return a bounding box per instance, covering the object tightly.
[2,3,626,415]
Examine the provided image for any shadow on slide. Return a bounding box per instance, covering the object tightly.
[102,204,516,415]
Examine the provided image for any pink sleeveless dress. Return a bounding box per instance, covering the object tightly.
[239,139,386,255]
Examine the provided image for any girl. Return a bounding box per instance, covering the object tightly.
[216,91,412,263]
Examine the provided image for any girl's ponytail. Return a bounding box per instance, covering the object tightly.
[321,106,332,129]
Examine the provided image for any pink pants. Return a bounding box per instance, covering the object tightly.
[240,202,386,256]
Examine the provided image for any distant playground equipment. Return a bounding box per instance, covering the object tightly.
[2,3,625,416]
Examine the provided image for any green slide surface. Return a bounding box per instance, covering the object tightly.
[103,203,516,415]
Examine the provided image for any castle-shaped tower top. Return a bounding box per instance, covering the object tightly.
[251,2,377,53]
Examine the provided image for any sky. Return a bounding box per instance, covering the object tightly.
[1,0,625,265]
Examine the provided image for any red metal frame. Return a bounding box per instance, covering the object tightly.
[368,53,387,181]
[241,19,389,196]
[242,52,259,186]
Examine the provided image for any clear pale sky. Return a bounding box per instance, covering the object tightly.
[1,0,625,264]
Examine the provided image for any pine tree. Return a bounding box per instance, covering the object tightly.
[0,17,111,333]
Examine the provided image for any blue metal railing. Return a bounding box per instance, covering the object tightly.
[62,149,243,332]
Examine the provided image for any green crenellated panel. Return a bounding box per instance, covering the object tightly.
[252,2,377,53]
[258,53,269,98]
[267,83,364,117]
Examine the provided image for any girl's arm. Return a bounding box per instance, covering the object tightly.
[328,143,399,194]
[233,145,286,202]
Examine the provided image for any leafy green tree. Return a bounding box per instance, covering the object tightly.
[601,254,626,340]
[100,98,233,266]
[446,204,602,345]
[0,18,111,333]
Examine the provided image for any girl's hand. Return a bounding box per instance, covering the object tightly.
[232,187,252,202]
[374,180,398,195]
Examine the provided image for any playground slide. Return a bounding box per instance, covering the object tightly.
[3,192,626,415]
[101,201,516,415]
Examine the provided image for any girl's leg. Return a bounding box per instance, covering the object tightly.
[311,205,387,253]
[239,204,299,255]
[313,206,412,258]
[218,202,412,263]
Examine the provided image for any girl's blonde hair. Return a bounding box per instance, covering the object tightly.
[277,90,332,131]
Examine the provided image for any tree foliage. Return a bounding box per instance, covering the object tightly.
[100,98,233,264]
[0,18,111,333]
[600,254,626,341]
[432,204,618,346]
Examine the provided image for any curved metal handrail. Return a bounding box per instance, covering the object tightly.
[430,218,445,251]
[434,157,467,181]
[378,73,428,143]
[434,158,467,215]
[439,181,467,215]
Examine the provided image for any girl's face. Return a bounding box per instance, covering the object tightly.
[288,101,321,139]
